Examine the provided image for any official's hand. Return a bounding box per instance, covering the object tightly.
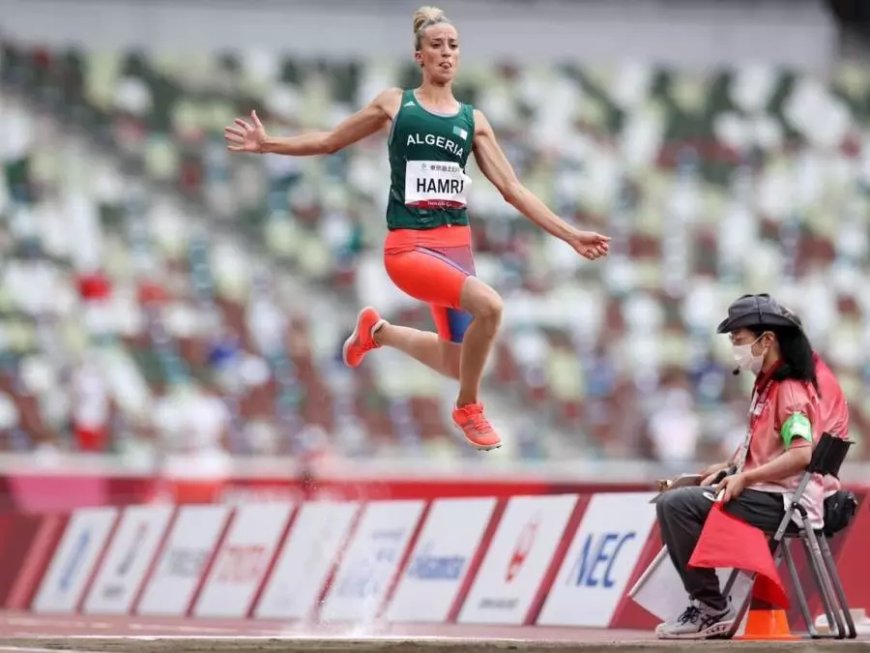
[566,229,611,260]
[224,110,268,153]
[716,472,748,503]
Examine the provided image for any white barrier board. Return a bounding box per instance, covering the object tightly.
[387,497,497,623]
[254,501,359,620]
[83,505,174,615]
[33,507,119,614]
[195,503,294,618]
[459,494,578,625]
[319,500,425,623]
[538,492,657,626]
[136,504,230,616]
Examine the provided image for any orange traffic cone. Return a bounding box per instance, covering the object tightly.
[737,597,799,641]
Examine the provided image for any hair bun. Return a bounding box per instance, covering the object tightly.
[413,6,446,34]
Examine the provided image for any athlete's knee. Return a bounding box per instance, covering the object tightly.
[471,296,502,336]
[477,292,503,323]
[462,280,503,324]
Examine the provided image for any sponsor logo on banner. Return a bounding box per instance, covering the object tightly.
[506,514,540,582]
[565,531,637,588]
[254,501,359,620]
[479,595,518,610]
[83,505,173,615]
[333,525,405,599]
[166,547,210,578]
[33,507,119,614]
[117,523,149,575]
[213,544,268,584]
[136,505,230,616]
[59,530,91,592]
[194,503,293,618]
[537,493,657,627]
[406,541,465,580]
[459,495,578,625]
[319,500,424,623]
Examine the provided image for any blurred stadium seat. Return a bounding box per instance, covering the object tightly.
[0,40,868,464]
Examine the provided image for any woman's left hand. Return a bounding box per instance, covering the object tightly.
[566,229,611,260]
[716,472,748,503]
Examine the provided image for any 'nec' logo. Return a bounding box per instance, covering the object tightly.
[566,531,636,588]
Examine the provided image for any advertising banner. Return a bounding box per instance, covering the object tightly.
[83,505,174,615]
[195,503,294,618]
[386,497,497,623]
[136,505,230,616]
[32,507,119,614]
[537,493,657,626]
[319,500,425,623]
[254,501,359,621]
[459,494,578,625]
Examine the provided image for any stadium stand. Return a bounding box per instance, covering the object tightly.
[1,41,868,463]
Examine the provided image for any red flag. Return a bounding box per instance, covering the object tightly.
[688,502,789,608]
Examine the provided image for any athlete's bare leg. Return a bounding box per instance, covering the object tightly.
[376,278,500,404]
[455,277,502,407]
[374,326,461,379]
[364,277,501,449]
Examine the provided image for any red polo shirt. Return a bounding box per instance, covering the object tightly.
[740,364,823,528]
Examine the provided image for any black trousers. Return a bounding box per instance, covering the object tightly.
[655,486,785,611]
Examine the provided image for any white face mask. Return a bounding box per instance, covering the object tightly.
[731,336,766,375]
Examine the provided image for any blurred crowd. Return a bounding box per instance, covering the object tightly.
[0,40,868,465]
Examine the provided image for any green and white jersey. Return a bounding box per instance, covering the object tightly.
[386,89,476,230]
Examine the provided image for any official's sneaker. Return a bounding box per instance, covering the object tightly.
[655,599,736,639]
[452,403,502,451]
[342,307,385,368]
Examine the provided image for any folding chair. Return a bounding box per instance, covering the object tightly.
[722,432,857,639]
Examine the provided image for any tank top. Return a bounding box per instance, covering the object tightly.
[386,89,476,230]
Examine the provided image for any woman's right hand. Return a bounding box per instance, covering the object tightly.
[565,229,611,260]
[224,110,268,153]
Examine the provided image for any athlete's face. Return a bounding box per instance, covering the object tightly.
[415,24,460,85]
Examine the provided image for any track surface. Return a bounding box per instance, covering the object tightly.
[0,613,865,653]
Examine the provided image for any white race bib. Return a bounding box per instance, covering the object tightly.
[404,160,470,210]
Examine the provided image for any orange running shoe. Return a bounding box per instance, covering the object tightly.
[342,307,386,368]
[452,403,502,451]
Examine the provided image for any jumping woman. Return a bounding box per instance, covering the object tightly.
[224,6,610,451]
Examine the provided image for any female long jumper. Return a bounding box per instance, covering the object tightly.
[225,6,610,451]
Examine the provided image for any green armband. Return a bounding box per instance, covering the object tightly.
[781,413,812,448]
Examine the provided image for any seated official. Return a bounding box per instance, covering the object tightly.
[655,294,821,640]
[700,340,849,498]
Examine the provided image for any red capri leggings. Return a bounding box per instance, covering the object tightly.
[384,225,475,343]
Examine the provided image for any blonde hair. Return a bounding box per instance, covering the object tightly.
[413,6,451,50]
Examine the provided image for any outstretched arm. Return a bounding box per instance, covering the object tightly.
[471,110,610,260]
[225,87,402,156]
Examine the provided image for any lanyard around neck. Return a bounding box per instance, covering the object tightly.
[736,361,783,471]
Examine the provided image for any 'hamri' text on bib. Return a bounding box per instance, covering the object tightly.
[404,160,470,210]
